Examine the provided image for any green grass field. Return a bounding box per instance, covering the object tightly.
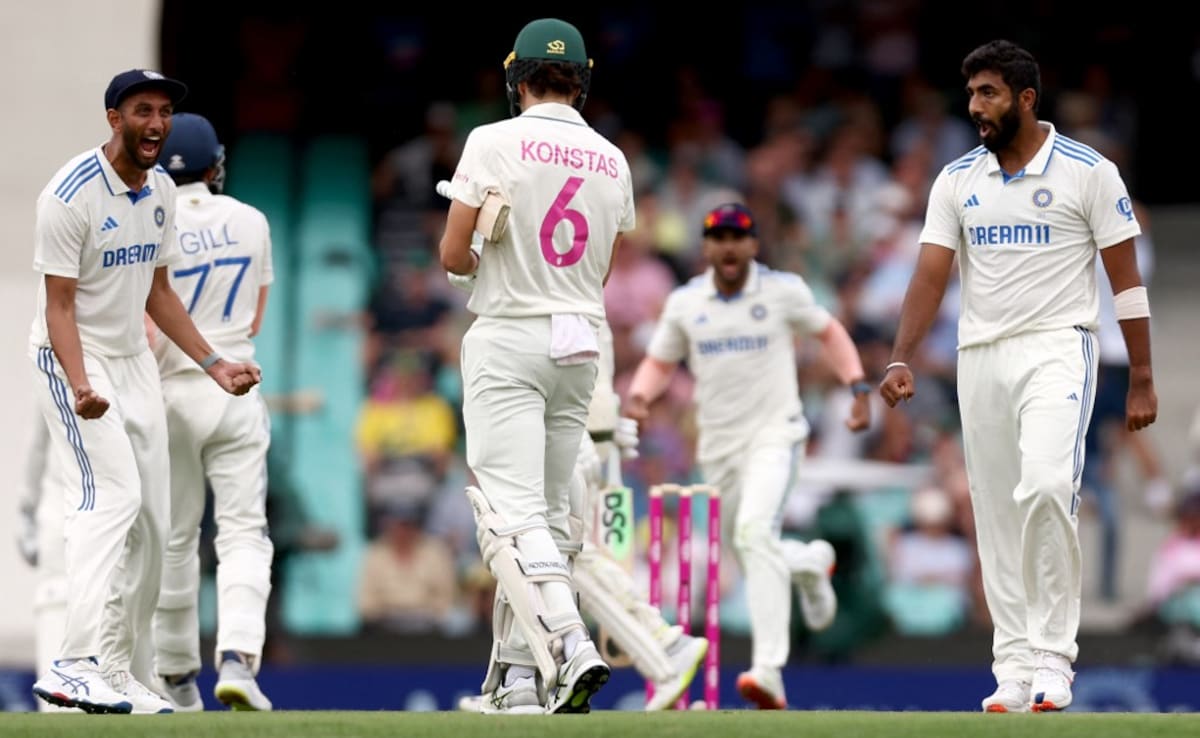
[3,711,1199,738]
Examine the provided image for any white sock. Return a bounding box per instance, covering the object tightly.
[503,664,535,687]
[563,628,586,661]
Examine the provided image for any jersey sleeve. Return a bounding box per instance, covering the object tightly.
[618,163,636,233]
[645,290,689,363]
[917,169,962,251]
[782,274,833,335]
[449,128,501,208]
[32,195,86,278]
[1086,160,1142,249]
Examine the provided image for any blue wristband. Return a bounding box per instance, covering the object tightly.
[200,352,222,370]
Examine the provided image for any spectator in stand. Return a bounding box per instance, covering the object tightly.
[358,501,459,634]
[883,486,974,636]
[1147,489,1200,628]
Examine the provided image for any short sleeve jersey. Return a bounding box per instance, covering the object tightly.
[919,122,1141,348]
[30,147,180,358]
[646,263,832,463]
[448,102,635,325]
[154,182,274,378]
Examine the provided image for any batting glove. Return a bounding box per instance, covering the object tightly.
[613,416,640,460]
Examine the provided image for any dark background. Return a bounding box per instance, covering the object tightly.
[159,2,1200,204]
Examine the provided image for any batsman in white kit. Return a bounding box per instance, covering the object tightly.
[449,301,710,712]
[438,17,635,714]
[149,113,275,711]
[29,70,261,715]
[880,40,1158,713]
[627,202,871,709]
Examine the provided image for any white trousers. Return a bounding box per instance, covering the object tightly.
[461,316,597,543]
[461,316,597,655]
[31,423,68,711]
[153,372,273,675]
[958,327,1097,682]
[31,347,168,673]
[700,428,805,671]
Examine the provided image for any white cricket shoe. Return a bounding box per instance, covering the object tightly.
[214,651,273,711]
[981,679,1031,713]
[105,669,174,714]
[736,666,787,710]
[457,693,485,712]
[32,657,133,714]
[479,675,544,715]
[546,639,610,714]
[784,539,838,631]
[645,634,708,711]
[159,672,204,712]
[1031,650,1074,712]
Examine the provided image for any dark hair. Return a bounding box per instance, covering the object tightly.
[961,40,1042,113]
[169,172,207,186]
[520,61,585,101]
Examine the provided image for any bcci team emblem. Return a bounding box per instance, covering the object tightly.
[154,205,166,227]
[751,304,767,320]
[167,154,186,171]
[1032,188,1053,208]
[1116,197,1134,222]
[142,70,164,80]
[547,40,566,55]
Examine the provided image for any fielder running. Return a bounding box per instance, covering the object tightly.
[879,40,1157,713]
[438,17,635,714]
[150,113,275,712]
[30,70,261,715]
[627,202,868,709]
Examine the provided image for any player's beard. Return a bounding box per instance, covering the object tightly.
[977,103,1021,153]
[122,125,158,171]
[714,257,750,291]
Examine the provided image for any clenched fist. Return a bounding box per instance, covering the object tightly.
[208,360,262,396]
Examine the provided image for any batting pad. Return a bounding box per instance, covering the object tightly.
[467,486,584,690]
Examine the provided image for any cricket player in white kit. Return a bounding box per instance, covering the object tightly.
[452,310,709,712]
[438,17,635,714]
[627,202,870,709]
[150,113,275,712]
[29,69,261,715]
[880,41,1158,713]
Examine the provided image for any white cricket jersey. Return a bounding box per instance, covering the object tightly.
[154,182,274,378]
[30,146,180,358]
[646,262,832,463]
[448,102,635,325]
[920,122,1141,348]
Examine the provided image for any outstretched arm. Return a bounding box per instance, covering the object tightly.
[146,267,261,395]
[817,319,871,431]
[625,356,677,421]
[879,244,956,408]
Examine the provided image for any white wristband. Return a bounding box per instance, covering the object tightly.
[1113,285,1150,320]
[885,361,909,372]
